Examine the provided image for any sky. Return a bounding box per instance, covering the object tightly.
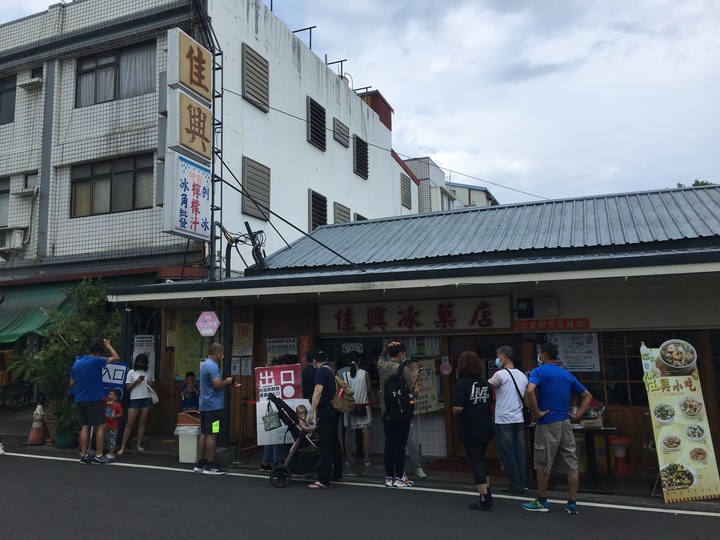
[2,0,719,204]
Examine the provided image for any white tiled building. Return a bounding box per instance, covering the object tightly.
[0,0,418,343]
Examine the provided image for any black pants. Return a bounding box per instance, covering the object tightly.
[382,417,412,479]
[317,412,342,485]
[465,442,489,485]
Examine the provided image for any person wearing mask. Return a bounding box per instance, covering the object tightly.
[488,345,528,494]
[522,342,592,515]
[453,351,495,511]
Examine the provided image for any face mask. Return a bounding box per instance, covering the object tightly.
[494,358,502,369]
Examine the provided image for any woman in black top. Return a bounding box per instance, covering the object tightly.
[452,350,495,511]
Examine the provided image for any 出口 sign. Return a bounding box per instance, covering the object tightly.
[319,298,511,334]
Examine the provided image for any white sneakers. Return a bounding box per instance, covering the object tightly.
[414,467,427,478]
[0,443,5,456]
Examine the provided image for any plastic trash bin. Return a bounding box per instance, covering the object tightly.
[175,425,201,463]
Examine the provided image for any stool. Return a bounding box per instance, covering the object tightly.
[609,436,634,477]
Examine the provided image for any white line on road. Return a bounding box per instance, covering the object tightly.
[6,452,719,518]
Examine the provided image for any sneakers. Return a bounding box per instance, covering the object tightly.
[104,454,116,463]
[522,499,550,512]
[468,496,492,511]
[0,443,5,455]
[565,502,579,515]
[259,463,272,472]
[92,454,111,464]
[414,466,427,478]
[393,477,413,488]
[193,459,208,473]
[202,463,227,475]
[384,477,394,487]
[79,453,90,464]
[364,459,371,467]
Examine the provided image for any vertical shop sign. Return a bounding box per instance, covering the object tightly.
[641,339,720,503]
[163,151,212,241]
[167,28,213,103]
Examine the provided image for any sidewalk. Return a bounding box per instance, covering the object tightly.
[2,405,718,513]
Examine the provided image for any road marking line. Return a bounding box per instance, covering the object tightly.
[5,453,719,517]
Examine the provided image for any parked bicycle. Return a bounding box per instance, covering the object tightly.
[1,380,44,411]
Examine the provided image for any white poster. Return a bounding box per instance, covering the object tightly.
[547,332,600,372]
[255,398,311,445]
[132,335,156,376]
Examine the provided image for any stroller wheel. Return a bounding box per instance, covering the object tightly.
[270,464,291,487]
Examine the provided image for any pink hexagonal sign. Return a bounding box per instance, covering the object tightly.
[196,311,221,337]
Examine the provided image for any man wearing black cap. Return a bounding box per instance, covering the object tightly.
[307,349,342,489]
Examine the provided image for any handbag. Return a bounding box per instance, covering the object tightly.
[505,369,531,426]
[344,372,367,417]
[148,385,160,405]
[262,401,281,431]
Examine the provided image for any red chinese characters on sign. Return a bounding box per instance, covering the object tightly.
[365,306,388,331]
[469,302,493,328]
[185,103,210,153]
[255,364,301,401]
[195,311,220,337]
[185,45,210,94]
[334,307,356,332]
[513,318,591,332]
[398,305,423,330]
[434,302,457,329]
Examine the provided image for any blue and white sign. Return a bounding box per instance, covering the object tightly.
[163,150,212,242]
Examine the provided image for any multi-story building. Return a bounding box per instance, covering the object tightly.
[0,0,418,347]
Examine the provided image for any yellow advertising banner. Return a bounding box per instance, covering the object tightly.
[641,339,720,503]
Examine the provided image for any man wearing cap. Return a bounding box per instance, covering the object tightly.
[307,349,342,489]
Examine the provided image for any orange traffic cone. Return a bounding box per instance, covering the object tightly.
[27,405,47,446]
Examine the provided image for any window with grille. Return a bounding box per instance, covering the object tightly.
[334,202,351,223]
[0,76,16,125]
[401,174,412,209]
[75,43,156,108]
[307,97,326,151]
[309,190,327,231]
[71,153,154,217]
[333,118,349,147]
[353,135,369,179]
[242,43,269,112]
[242,157,271,220]
[0,178,9,227]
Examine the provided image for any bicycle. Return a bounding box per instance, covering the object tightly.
[1,380,44,412]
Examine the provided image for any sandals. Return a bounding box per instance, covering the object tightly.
[117,449,125,457]
[136,447,146,453]
[307,481,330,489]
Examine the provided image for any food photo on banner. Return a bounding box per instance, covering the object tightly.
[641,339,720,503]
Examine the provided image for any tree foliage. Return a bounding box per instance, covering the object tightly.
[676,180,715,188]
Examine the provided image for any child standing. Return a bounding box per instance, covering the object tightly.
[180,371,199,410]
[103,388,123,462]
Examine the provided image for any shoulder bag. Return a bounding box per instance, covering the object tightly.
[505,368,531,426]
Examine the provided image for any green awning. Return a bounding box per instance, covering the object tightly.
[0,282,72,343]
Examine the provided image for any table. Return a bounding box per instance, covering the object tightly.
[529,424,616,485]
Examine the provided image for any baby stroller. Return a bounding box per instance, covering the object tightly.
[267,393,320,487]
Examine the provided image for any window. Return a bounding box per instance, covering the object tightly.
[307,97,326,151]
[333,118,350,148]
[71,153,153,217]
[0,178,9,227]
[353,135,368,179]
[242,157,271,220]
[401,174,412,209]
[76,43,155,108]
[25,172,39,190]
[242,43,269,112]
[333,202,350,224]
[0,76,16,125]
[309,190,327,231]
[31,67,43,79]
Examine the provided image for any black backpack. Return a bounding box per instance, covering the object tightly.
[384,364,414,421]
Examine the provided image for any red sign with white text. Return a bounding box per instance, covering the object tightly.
[255,364,302,402]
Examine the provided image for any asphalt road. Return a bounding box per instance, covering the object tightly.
[2,453,718,540]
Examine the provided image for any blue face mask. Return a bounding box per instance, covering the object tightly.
[494,358,502,369]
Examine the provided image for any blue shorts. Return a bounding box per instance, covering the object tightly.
[128,397,153,409]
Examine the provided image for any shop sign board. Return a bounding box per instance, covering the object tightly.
[320,297,511,335]
[255,364,302,402]
[195,311,220,337]
[514,318,590,332]
[167,28,213,104]
[163,151,212,242]
[167,88,213,163]
[641,339,720,503]
[546,332,600,372]
[410,360,439,414]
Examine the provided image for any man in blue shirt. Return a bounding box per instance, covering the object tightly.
[523,342,592,515]
[70,337,120,464]
[194,343,240,475]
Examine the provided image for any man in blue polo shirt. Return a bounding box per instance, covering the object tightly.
[523,342,592,515]
[70,337,120,464]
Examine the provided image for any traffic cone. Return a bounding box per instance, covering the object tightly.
[27,404,47,446]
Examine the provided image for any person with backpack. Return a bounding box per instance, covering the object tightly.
[378,341,419,488]
[307,349,343,489]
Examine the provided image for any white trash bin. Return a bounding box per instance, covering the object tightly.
[175,425,201,463]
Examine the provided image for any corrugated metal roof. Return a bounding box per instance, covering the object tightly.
[262,187,720,271]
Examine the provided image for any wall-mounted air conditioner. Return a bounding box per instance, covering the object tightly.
[0,229,25,251]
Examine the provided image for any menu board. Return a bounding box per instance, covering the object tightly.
[546,332,600,372]
[409,360,439,415]
[641,339,720,503]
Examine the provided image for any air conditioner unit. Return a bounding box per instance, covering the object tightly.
[0,229,24,251]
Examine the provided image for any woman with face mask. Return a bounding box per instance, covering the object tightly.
[487,345,529,494]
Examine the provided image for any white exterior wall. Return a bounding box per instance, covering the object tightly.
[210,0,416,266]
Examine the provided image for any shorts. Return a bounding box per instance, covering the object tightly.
[128,397,153,409]
[76,401,105,427]
[200,409,223,435]
[105,428,118,449]
[533,420,578,475]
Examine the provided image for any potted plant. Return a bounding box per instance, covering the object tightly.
[51,398,80,449]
